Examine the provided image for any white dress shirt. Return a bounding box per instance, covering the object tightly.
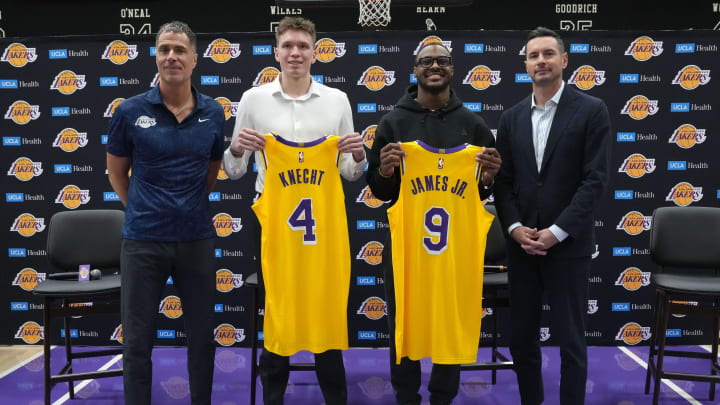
[508,81,568,242]
[223,77,367,193]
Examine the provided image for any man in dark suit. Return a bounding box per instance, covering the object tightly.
[493,27,611,405]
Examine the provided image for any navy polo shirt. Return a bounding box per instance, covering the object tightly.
[107,86,225,242]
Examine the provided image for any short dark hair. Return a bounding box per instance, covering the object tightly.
[276,17,317,45]
[156,21,197,52]
[414,43,452,66]
[526,26,565,53]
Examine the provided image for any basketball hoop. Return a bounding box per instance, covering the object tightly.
[358,0,391,28]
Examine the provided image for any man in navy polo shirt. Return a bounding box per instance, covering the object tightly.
[106,21,225,405]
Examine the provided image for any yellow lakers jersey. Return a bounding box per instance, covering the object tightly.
[252,133,350,356]
[387,141,494,364]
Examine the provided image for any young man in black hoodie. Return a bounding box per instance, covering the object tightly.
[366,43,501,405]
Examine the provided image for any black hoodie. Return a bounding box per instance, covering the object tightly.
[366,84,495,204]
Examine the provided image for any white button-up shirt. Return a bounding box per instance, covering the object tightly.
[223,77,366,193]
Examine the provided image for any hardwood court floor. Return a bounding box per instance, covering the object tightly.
[0,345,718,404]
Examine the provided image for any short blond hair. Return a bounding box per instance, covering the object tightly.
[275,17,316,45]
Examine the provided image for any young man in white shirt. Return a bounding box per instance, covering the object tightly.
[223,17,365,405]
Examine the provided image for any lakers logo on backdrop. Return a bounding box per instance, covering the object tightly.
[665,182,703,206]
[670,301,698,318]
[217,161,229,180]
[253,67,279,87]
[11,213,46,237]
[356,186,387,208]
[462,65,501,90]
[12,268,46,291]
[618,153,655,178]
[361,125,377,149]
[215,97,239,121]
[104,98,125,118]
[616,211,652,235]
[315,38,346,63]
[615,267,651,291]
[357,297,387,320]
[150,73,160,87]
[55,185,90,209]
[2,43,38,67]
[159,296,183,319]
[356,241,384,265]
[4,100,40,125]
[214,324,246,346]
[671,65,711,90]
[615,322,651,345]
[482,307,494,318]
[624,36,663,61]
[203,39,241,63]
[50,70,87,95]
[413,36,452,55]
[568,65,606,90]
[102,40,138,65]
[53,128,88,152]
[669,124,706,149]
[358,66,396,91]
[213,213,242,237]
[216,269,244,293]
[110,325,123,344]
[621,95,658,120]
[8,157,43,181]
[15,322,43,344]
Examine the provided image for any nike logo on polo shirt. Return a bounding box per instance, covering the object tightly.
[199,118,210,123]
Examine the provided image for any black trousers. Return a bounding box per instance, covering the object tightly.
[121,238,216,405]
[383,233,460,405]
[508,252,590,405]
[250,210,347,405]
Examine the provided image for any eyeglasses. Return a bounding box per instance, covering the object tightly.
[415,56,453,68]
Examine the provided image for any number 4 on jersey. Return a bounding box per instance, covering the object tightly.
[288,198,317,245]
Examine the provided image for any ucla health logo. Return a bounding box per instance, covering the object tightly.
[203,39,241,63]
[55,185,90,209]
[2,43,38,67]
[462,65,501,90]
[10,213,46,237]
[101,40,138,65]
[213,213,242,237]
[671,65,711,90]
[624,36,663,61]
[357,66,396,91]
[159,296,183,319]
[4,101,40,125]
[568,65,606,90]
[215,97,239,121]
[413,36,452,55]
[7,157,43,181]
[616,322,651,345]
[616,211,652,235]
[50,70,87,95]
[615,267,651,291]
[104,98,125,118]
[315,38,346,63]
[53,128,88,152]
[618,153,655,178]
[253,67,279,87]
[669,124,706,149]
[356,241,384,265]
[621,95,658,120]
[216,269,244,293]
[666,182,703,206]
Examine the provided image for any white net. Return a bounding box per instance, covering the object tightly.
[358,0,392,27]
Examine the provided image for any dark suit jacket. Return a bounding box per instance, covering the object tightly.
[494,84,611,258]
